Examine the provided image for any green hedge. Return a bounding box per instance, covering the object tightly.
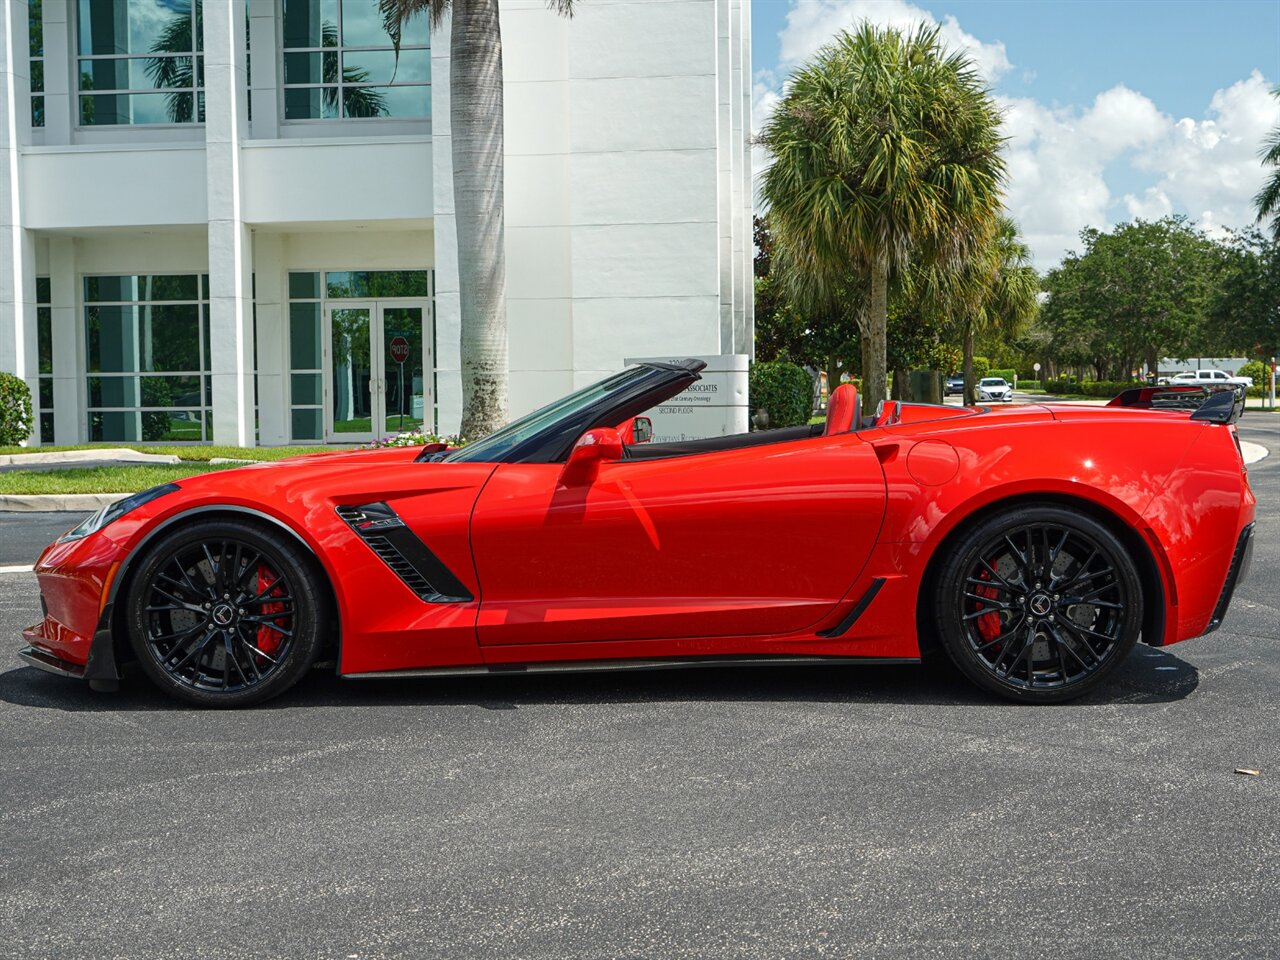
[972,356,990,380]
[988,368,1016,382]
[0,372,33,446]
[1043,379,1142,397]
[750,361,813,429]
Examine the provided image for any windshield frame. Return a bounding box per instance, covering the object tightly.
[439,360,705,465]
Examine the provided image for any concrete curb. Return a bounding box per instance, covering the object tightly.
[0,448,179,466]
[1241,440,1268,465]
[208,458,256,465]
[0,493,126,513]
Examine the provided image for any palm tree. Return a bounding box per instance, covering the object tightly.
[1256,87,1280,241]
[962,218,1039,404]
[380,0,575,438]
[759,23,1006,413]
[917,217,1038,405]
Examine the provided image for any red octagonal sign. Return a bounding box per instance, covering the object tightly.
[389,336,411,365]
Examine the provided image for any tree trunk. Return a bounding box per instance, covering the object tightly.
[825,355,841,405]
[452,0,508,439]
[1145,346,1159,382]
[863,257,889,415]
[962,322,975,407]
[892,367,908,402]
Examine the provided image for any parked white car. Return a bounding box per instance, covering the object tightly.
[975,377,1013,402]
[1158,369,1252,389]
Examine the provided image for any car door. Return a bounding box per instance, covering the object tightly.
[469,432,887,647]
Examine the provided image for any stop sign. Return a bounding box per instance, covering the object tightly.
[389,336,411,364]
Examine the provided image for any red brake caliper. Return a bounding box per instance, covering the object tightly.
[255,564,286,656]
[974,566,1002,644]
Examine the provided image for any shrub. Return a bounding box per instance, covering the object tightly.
[0,372,33,445]
[750,361,814,429]
[1238,360,1268,388]
[988,368,1016,382]
[972,356,991,380]
[1043,379,1141,398]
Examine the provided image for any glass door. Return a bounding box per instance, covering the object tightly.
[325,302,375,442]
[324,300,433,443]
[378,303,432,437]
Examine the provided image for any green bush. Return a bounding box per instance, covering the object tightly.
[1043,379,1143,398]
[988,368,1016,382]
[0,372,33,445]
[972,356,991,380]
[750,361,814,429]
[1238,360,1268,388]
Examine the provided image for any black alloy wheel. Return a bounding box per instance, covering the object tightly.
[126,518,327,707]
[933,505,1144,703]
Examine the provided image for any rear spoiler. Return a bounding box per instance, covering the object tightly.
[1106,384,1245,424]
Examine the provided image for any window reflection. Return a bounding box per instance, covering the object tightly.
[77,0,203,126]
[281,0,430,121]
[84,274,213,442]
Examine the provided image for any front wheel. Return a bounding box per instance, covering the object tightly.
[933,505,1144,704]
[125,518,327,707]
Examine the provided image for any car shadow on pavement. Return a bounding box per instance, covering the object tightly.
[0,644,1199,713]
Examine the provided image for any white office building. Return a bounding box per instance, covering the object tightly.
[0,0,753,446]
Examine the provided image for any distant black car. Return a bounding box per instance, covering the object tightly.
[945,375,966,396]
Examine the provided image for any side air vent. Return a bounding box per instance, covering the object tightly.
[336,502,473,604]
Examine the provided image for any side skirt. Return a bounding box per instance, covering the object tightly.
[342,654,920,680]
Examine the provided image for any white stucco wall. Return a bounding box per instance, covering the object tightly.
[433,0,753,430]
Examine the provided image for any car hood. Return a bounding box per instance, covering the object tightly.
[169,445,432,496]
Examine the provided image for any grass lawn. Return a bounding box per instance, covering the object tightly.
[0,444,352,462]
[0,463,245,496]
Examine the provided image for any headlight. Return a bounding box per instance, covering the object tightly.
[60,483,180,543]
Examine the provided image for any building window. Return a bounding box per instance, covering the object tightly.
[288,273,324,440]
[281,0,430,121]
[37,278,53,442]
[77,0,204,126]
[85,274,212,442]
[30,1,44,128]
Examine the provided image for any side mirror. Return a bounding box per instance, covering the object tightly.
[560,427,623,486]
[631,416,653,444]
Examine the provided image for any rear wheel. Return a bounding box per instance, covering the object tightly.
[125,518,326,707]
[933,505,1143,704]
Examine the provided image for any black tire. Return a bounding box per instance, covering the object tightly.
[932,505,1143,704]
[125,518,326,707]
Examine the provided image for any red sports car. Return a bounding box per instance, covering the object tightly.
[20,360,1255,707]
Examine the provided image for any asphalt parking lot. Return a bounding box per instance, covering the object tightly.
[2,424,1278,960]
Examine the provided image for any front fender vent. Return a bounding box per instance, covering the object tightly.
[336,502,473,604]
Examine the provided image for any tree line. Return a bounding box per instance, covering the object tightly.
[1035,219,1280,382]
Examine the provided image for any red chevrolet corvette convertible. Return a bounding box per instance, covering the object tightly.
[20,360,1254,707]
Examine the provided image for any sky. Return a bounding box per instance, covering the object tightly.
[750,0,1280,269]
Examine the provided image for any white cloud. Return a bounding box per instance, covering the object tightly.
[1132,71,1279,238]
[1124,187,1174,220]
[1003,72,1279,265]
[999,87,1173,266]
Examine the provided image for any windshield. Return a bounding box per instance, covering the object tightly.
[444,367,642,463]
[980,378,1007,387]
